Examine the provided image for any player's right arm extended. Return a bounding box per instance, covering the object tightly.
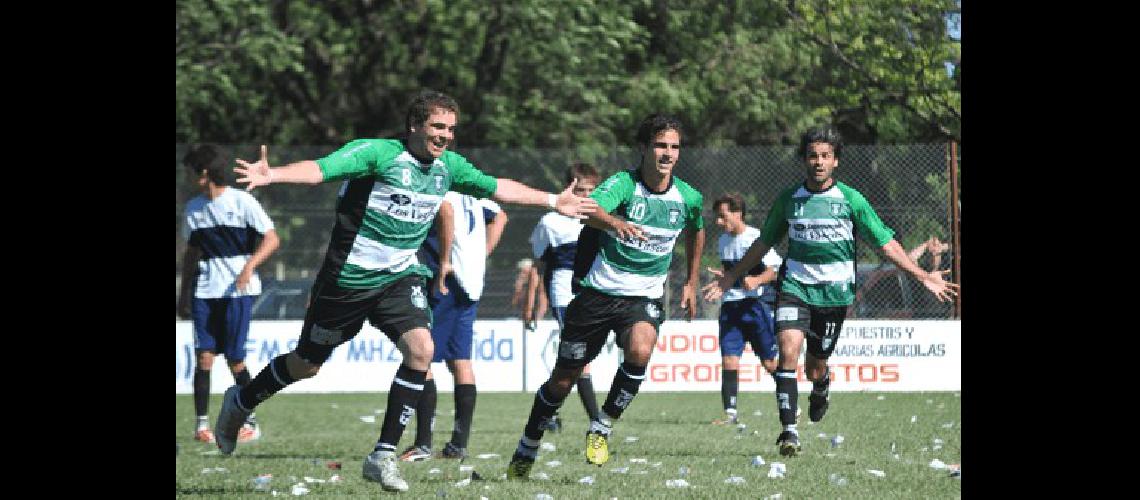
[235,145,325,190]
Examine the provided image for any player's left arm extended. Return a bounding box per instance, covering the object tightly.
[680,227,706,320]
[879,239,958,303]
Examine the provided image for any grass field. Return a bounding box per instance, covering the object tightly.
[176,391,961,498]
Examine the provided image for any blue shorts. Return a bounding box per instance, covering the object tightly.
[191,296,254,362]
[719,299,777,360]
[428,275,479,362]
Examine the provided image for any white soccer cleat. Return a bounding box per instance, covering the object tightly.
[238,421,261,443]
[363,450,409,492]
[214,385,250,455]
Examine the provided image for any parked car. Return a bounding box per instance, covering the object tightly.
[251,278,315,320]
[849,263,954,319]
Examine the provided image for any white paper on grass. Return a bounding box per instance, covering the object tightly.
[665,479,690,488]
[459,465,474,472]
[546,461,562,467]
[454,478,471,487]
[291,483,310,495]
[477,453,500,459]
[725,476,746,484]
[624,436,639,443]
[428,468,441,474]
[579,476,595,485]
[540,442,556,452]
[611,467,629,474]
[929,458,947,469]
[533,472,550,480]
[867,469,886,477]
[359,416,375,423]
[629,458,648,463]
[768,462,787,478]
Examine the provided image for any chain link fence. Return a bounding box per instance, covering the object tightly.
[176,143,959,320]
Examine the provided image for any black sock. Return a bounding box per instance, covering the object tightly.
[523,382,568,441]
[601,362,646,420]
[194,369,210,417]
[238,354,296,411]
[413,379,437,449]
[374,365,428,453]
[721,368,739,411]
[233,368,251,387]
[774,369,799,427]
[451,384,477,448]
[577,374,601,421]
[812,366,831,396]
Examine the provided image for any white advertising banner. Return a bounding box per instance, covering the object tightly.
[178,319,958,393]
[175,320,525,393]
[521,319,961,392]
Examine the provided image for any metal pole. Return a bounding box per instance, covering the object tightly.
[948,141,961,318]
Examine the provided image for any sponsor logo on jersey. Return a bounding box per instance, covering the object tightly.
[668,208,681,225]
[434,174,444,191]
[390,193,412,205]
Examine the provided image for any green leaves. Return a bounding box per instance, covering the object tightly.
[176,0,960,146]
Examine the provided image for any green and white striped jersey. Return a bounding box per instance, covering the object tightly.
[581,169,704,299]
[314,139,498,289]
[760,181,894,307]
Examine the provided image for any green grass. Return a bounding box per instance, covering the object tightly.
[177,391,961,498]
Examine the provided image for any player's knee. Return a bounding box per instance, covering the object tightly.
[806,363,827,381]
[402,330,434,366]
[625,343,654,365]
[286,352,321,379]
[722,357,740,370]
[196,352,216,370]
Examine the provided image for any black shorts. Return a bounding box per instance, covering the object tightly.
[555,287,664,369]
[295,275,433,364]
[774,293,848,359]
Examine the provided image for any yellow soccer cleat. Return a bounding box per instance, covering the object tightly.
[585,431,610,466]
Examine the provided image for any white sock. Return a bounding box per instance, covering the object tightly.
[783,424,797,434]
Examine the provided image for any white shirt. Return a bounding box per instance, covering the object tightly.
[182,188,275,298]
[441,191,501,301]
[719,226,782,302]
[528,212,584,308]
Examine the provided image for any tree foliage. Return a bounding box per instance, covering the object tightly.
[176,0,961,147]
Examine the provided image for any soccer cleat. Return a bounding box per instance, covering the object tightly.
[214,385,250,455]
[238,422,261,443]
[193,428,215,443]
[585,430,610,466]
[439,442,468,460]
[506,451,535,479]
[399,445,432,462]
[776,430,801,457]
[544,414,563,433]
[363,450,409,492]
[712,412,739,425]
[808,391,830,423]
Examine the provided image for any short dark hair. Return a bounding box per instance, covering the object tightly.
[797,127,843,159]
[565,162,601,187]
[713,193,746,219]
[406,89,460,131]
[182,143,229,185]
[635,113,684,147]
